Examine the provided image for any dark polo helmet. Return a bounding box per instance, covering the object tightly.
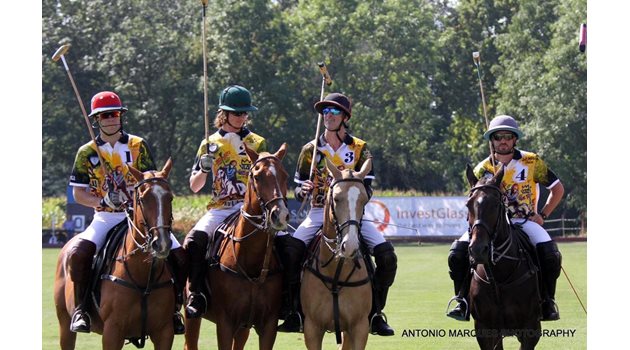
[218,85,258,112]
[483,115,524,140]
[88,91,128,117]
[314,92,352,119]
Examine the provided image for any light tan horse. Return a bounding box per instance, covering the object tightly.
[54,159,177,350]
[184,144,290,350]
[301,158,373,350]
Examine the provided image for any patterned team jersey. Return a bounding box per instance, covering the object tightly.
[294,133,374,208]
[191,128,267,210]
[69,132,156,212]
[474,149,560,218]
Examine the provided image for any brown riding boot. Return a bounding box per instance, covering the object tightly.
[68,239,96,333]
[168,247,188,334]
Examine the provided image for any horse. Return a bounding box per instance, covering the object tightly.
[54,159,177,350]
[465,164,541,350]
[301,158,373,350]
[184,143,290,350]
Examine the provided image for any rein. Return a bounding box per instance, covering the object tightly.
[102,175,174,348]
[221,155,287,284]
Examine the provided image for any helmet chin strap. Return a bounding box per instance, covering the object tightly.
[95,118,123,137]
[324,118,349,144]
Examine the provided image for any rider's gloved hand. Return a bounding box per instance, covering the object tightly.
[200,154,214,173]
[100,190,123,210]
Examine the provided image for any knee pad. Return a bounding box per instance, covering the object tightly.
[536,241,562,278]
[373,242,397,288]
[448,240,469,281]
[68,239,96,283]
[183,230,209,262]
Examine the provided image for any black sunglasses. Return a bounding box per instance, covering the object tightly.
[230,111,248,117]
[492,133,515,141]
[98,111,121,119]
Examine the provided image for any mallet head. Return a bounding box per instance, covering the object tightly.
[200,0,208,6]
[472,51,481,65]
[318,62,333,86]
[52,44,71,62]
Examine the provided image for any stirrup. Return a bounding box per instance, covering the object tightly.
[277,311,303,333]
[185,292,207,318]
[70,310,91,333]
[541,299,560,321]
[445,296,469,321]
[369,312,394,336]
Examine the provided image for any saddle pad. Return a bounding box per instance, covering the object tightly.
[89,219,129,307]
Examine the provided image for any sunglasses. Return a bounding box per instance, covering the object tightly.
[322,107,342,116]
[492,133,515,141]
[230,111,248,117]
[97,111,121,119]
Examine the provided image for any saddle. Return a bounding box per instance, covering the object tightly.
[88,219,129,309]
[206,210,241,264]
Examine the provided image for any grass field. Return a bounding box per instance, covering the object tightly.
[42,242,586,349]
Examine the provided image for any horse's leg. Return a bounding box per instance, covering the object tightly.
[232,327,250,350]
[55,251,77,350]
[255,319,277,350]
[149,327,175,350]
[518,322,541,350]
[183,316,202,350]
[216,320,236,350]
[303,318,325,350]
[345,318,369,350]
[101,324,125,350]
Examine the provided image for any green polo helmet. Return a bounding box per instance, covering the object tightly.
[483,115,524,140]
[218,85,258,112]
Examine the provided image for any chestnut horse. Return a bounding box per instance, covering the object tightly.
[301,158,373,350]
[466,164,541,350]
[184,144,289,350]
[54,159,176,350]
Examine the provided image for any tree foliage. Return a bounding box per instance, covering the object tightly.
[42,0,587,216]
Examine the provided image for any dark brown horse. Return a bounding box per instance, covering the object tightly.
[184,143,289,350]
[301,158,373,350]
[55,159,177,350]
[466,164,541,350]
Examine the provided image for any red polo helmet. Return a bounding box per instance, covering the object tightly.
[88,91,128,117]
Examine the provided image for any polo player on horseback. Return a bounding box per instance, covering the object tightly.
[183,85,267,318]
[66,91,187,334]
[446,115,564,322]
[276,92,398,336]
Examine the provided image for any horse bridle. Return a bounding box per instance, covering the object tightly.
[322,177,366,257]
[239,155,288,234]
[125,176,173,255]
[467,183,515,265]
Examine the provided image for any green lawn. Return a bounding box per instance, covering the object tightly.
[42,242,586,349]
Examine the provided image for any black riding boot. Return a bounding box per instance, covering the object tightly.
[183,230,209,319]
[537,241,562,321]
[68,239,96,333]
[446,240,470,321]
[168,247,188,334]
[276,235,306,333]
[369,242,397,336]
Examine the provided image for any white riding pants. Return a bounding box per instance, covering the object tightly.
[292,207,386,252]
[458,218,551,245]
[191,202,244,235]
[77,211,181,251]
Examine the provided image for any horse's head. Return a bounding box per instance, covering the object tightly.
[243,143,290,232]
[127,158,174,260]
[465,163,506,265]
[325,157,372,259]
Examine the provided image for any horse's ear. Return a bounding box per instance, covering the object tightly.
[244,143,259,163]
[128,165,144,182]
[325,157,342,180]
[161,157,173,178]
[492,162,505,185]
[466,164,478,188]
[356,157,372,179]
[273,143,288,160]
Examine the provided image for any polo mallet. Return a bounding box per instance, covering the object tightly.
[472,51,497,172]
[52,44,109,177]
[297,62,333,216]
[200,0,210,154]
[561,266,587,315]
